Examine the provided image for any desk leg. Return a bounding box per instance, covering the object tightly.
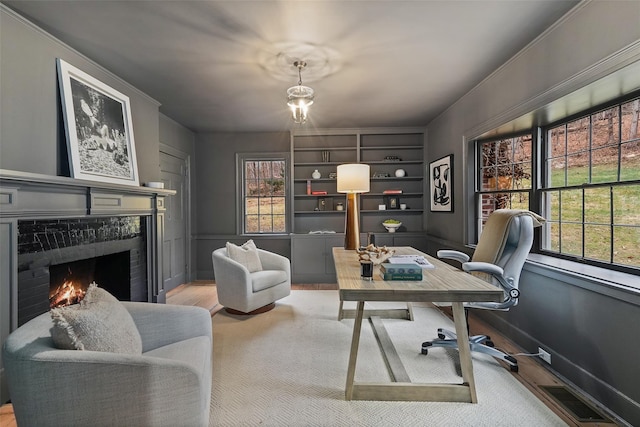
[345,301,365,400]
[451,302,477,403]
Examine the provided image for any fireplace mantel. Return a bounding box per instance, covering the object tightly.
[0,169,175,218]
[1,169,175,402]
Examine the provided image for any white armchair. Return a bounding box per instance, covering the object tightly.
[212,246,291,314]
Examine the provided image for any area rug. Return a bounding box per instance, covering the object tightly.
[209,290,564,426]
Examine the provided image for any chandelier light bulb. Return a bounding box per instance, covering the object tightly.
[286,61,314,124]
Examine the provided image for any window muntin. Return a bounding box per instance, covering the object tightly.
[476,133,533,237]
[541,96,640,269]
[242,158,287,234]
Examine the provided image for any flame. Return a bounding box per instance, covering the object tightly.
[49,279,87,308]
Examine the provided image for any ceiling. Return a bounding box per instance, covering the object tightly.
[3,1,580,133]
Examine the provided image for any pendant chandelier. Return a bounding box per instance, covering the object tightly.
[287,60,314,124]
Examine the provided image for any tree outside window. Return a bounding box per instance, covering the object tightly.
[242,158,287,234]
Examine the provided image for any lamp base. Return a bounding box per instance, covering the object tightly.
[344,193,360,250]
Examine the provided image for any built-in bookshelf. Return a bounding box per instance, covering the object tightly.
[291,129,425,234]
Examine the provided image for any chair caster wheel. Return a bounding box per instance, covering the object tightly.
[421,342,431,355]
[437,333,445,340]
[510,364,519,373]
[485,340,495,347]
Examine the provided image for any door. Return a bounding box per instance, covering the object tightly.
[160,150,188,293]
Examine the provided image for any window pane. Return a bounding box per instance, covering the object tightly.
[515,162,532,189]
[620,140,640,181]
[613,226,640,267]
[566,154,587,186]
[545,190,560,222]
[246,197,259,214]
[566,117,589,154]
[560,223,582,257]
[547,158,564,187]
[245,215,259,233]
[272,215,286,233]
[613,184,640,225]
[549,125,566,158]
[259,215,272,231]
[592,107,619,148]
[621,98,640,142]
[272,197,286,214]
[591,147,619,184]
[560,189,582,222]
[548,222,560,252]
[584,225,611,262]
[584,187,610,224]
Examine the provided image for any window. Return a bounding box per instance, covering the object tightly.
[239,155,288,234]
[541,97,640,270]
[476,133,533,237]
[474,94,640,273]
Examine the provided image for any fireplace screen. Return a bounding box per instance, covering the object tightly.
[49,251,131,308]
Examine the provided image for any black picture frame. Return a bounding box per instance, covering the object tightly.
[429,154,453,212]
[384,195,400,210]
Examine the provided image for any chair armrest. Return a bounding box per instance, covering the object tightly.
[123,302,212,352]
[462,262,520,300]
[437,249,470,264]
[5,349,205,426]
[462,261,503,276]
[258,249,291,273]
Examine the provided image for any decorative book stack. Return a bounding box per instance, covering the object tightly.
[380,263,422,281]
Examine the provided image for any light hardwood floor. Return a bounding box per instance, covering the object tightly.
[1,282,618,426]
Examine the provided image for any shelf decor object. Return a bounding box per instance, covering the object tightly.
[337,163,370,249]
[286,60,314,124]
[429,154,453,212]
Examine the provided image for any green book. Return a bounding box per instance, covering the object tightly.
[381,263,422,280]
[380,263,422,275]
[383,273,422,281]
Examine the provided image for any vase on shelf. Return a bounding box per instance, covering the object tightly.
[312,170,321,179]
[395,169,406,177]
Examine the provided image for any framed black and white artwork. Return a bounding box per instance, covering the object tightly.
[57,58,139,186]
[429,154,453,212]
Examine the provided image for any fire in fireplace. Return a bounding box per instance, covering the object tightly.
[49,251,131,309]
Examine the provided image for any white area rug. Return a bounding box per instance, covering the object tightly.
[210,290,564,426]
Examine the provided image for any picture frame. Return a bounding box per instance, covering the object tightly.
[429,154,453,212]
[57,58,139,186]
[384,195,400,210]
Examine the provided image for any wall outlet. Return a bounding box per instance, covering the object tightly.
[538,347,552,364]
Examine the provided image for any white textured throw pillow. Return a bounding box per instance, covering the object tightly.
[226,239,263,272]
[50,283,142,355]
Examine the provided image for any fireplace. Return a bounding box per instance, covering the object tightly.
[17,216,147,326]
[49,251,131,308]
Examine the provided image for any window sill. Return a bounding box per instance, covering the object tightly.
[525,253,640,304]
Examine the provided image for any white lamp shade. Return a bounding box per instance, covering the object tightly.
[337,164,370,193]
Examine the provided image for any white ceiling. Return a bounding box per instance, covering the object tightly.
[3,0,580,133]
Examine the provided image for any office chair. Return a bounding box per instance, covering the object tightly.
[421,209,544,372]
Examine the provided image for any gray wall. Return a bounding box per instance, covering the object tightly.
[193,131,291,279]
[425,2,640,424]
[0,8,161,183]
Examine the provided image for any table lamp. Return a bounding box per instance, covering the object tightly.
[337,163,370,250]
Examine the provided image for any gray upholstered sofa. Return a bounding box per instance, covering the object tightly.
[3,302,212,427]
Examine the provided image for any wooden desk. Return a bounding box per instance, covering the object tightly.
[333,246,503,403]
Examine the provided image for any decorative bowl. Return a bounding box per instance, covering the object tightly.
[383,221,402,233]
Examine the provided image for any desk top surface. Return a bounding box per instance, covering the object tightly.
[333,246,503,303]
